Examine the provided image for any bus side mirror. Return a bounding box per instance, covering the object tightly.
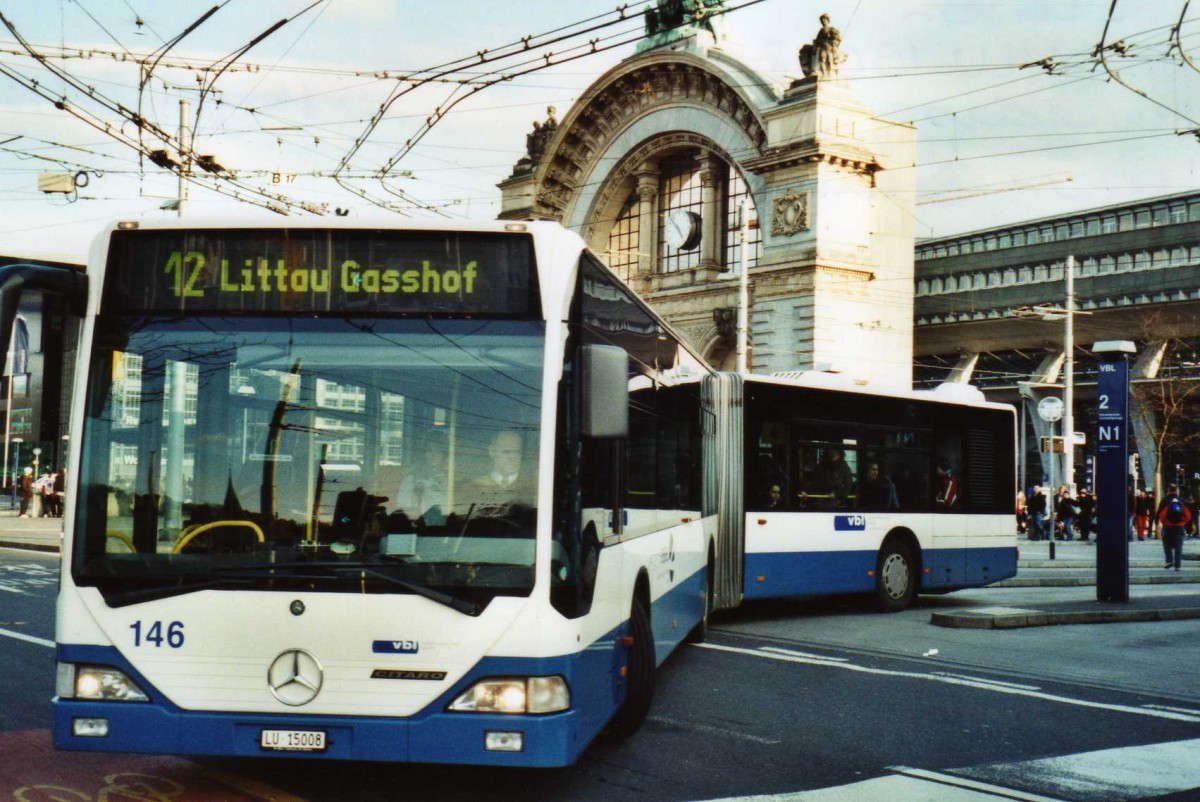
[581,344,628,438]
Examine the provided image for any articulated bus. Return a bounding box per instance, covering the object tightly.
[0,218,1015,768]
[709,374,1018,614]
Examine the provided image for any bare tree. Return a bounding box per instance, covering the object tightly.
[1129,320,1200,502]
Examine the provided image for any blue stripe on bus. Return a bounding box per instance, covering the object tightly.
[52,570,708,767]
[742,547,1017,600]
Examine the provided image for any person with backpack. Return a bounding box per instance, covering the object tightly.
[1155,483,1192,571]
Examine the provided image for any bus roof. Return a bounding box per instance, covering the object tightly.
[736,372,1016,413]
[102,217,565,235]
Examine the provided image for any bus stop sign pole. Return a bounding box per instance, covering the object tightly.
[1093,341,1136,602]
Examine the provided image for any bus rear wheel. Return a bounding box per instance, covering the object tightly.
[603,598,655,740]
[874,539,916,612]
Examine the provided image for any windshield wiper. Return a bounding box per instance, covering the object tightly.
[347,566,481,616]
[101,576,254,608]
[220,560,482,615]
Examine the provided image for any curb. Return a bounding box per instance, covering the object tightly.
[931,606,1200,629]
[995,575,1200,587]
[0,539,60,554]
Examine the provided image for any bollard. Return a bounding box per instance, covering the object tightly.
[1049,540,1055,560]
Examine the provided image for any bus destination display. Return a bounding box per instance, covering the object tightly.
[103,229,538,316]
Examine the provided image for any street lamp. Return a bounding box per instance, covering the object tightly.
[1011,255,1088,491]
[32,446,41,477]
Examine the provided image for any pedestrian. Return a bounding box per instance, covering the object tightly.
[1055,485,1077,541]
[1155,483,1191,571]
[52,468,65,517]
[1015,490,1027,534]
[1076,488,1096,543]
[17,466,32,517]
[1134,489,1153,540]
[32,470,52,518]
[1028,485,1048,540]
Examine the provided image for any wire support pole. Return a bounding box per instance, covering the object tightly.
[736,198,749,375]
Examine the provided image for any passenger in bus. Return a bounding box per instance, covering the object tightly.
[858,462,899,511]
[935,462,959,508]
[470,429,535,510]
[812,447,853,500]
[395,437,450,524]
[753,453,787,509]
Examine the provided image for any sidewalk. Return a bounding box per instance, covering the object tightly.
[929,533,1200,629]
[0,508,62,553]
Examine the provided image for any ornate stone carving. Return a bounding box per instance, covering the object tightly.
[771,189,810,237]
[712,307,736,342]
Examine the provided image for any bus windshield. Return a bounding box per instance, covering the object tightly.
[73,316,545,610]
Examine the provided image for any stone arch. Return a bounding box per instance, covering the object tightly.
[530,52,770,246]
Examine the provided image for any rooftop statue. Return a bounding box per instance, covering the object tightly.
[798,13,845,81]
[640,0,727,51]
[512,106,559,177]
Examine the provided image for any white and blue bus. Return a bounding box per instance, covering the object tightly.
[709,373,1018,613]
[1,218,1016,768]
[3,219,716,767]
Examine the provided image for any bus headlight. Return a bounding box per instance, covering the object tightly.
[448,676,569,714]
[58,663,149,702]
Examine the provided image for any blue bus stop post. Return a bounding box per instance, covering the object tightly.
[1094,341,1136,603]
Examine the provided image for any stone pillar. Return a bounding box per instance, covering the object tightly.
[636,168,659,278]
[699,153,723,271]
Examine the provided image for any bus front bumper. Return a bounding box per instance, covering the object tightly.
[53,698,581,767]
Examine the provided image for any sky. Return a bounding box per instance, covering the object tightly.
[0,0,1196,262]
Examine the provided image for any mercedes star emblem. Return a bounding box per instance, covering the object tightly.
[267,649,324,706]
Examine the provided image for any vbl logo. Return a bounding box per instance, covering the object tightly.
[834,515,867,531]
[373,640,419,654]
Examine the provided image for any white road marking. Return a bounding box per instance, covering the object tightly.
[1143,703,1200,716]
[695,739,1200,801]
[759,646,849,662]
[932,672,1042,691]
[0,626,53,648]
[695,642,1200,723]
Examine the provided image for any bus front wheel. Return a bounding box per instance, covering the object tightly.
[874,539,916,612]
[603,598,655,740]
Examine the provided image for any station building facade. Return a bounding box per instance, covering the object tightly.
[912,190,1200,493]
[499,16,917,387]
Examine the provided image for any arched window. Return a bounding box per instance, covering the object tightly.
[606,192,640,282]
[658,157,704,274]
[605,149,761,278]
[724,168,761,272]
